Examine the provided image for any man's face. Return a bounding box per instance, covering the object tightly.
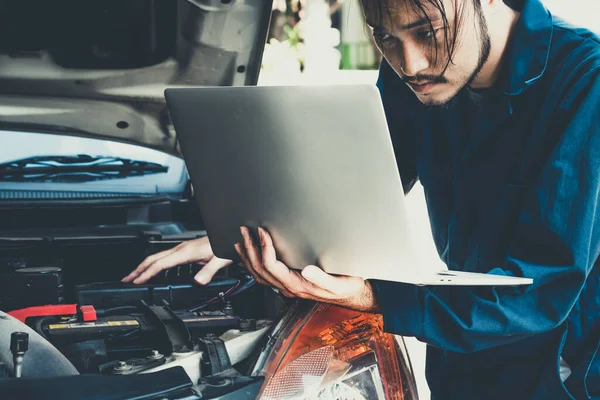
[363,0,491,106]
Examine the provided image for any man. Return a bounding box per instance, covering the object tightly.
[124,0,600,397]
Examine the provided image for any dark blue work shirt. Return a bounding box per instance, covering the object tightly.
[370,0,600,398]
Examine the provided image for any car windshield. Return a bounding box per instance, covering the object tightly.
[0,130,188,198]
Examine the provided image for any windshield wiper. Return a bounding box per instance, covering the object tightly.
[0,155,169,183]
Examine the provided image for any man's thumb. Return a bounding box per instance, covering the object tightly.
[301,265,336,290]
[194,257,231,285]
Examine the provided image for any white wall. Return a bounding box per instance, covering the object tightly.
[543,0,600,32]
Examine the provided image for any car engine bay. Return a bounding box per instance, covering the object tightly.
[0,199,285,399]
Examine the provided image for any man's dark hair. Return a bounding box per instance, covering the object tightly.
[503,0,524,11]
[362,0,521,74]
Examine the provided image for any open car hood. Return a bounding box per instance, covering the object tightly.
[0,0,273,157]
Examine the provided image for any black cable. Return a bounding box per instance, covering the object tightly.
[34,316,57,341]
[230,277,256,296]
[96,306,139,317]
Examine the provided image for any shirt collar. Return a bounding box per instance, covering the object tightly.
[496,0,554,96]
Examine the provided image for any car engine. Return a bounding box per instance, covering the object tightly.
[0,228,283,398]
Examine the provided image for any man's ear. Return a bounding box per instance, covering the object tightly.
[485,0,521,12]
[480,0,502,16]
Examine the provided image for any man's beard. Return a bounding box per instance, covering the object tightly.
[420,7,492,109]
[467,6,492,88]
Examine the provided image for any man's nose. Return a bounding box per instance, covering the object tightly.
[400,42,429,77]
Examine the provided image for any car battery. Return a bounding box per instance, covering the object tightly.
[35,307,240,351]
[42,315,145,346]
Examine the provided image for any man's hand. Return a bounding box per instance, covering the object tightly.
[122,236,232,285]
[236,226,380,313]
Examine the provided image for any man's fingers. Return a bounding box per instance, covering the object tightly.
[262,228,335,297]
[256,227,327,299]
[132,244,198,284]
[124,236,214,283]
[132,260,171,284]
[122,247,178,283]
[240,227,263,269]
[258,227,278,266]
[236,240,294,297]
[194,256,232,285]
[235,243,266,285]
[240,228,280,286]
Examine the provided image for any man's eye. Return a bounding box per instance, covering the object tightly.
[373,31,393,42]
[416,29,440,40]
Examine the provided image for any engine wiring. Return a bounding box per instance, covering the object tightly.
[187,277,256,312]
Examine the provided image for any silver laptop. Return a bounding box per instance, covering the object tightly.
[165,85,532,286]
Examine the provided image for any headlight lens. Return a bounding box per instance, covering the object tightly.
[252,301,418,400]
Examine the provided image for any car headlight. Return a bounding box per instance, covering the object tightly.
[251,300,418,399]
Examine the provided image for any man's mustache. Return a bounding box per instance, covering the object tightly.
[402,75,447,85]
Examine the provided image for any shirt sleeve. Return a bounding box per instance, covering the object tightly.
[370,67,600,354]
[376,60,419,195]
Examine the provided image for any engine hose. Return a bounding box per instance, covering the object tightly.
[96,306,139,317]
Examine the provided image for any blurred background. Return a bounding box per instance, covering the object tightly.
[254,1,598,397]
[258,0,599,85]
